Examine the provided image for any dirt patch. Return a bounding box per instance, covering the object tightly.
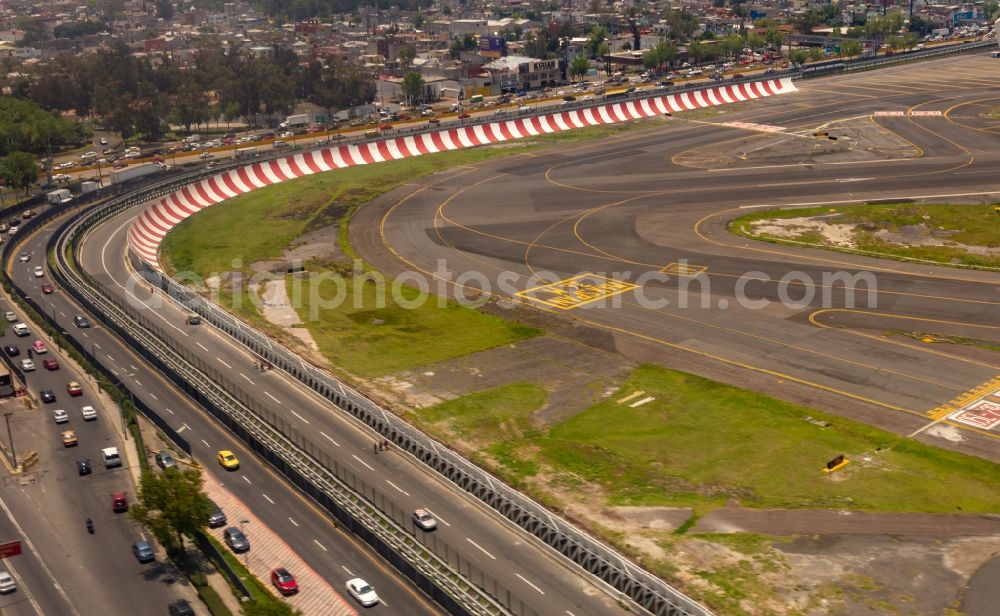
[375,335,632,425]
[252,277,321,353]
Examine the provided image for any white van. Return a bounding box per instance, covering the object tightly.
[102,446,122,468]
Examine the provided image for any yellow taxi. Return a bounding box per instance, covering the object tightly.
[217,450,239,470]
[61,430,78,447]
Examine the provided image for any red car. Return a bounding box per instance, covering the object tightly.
[41,284,55,294]
[270,568,298,595]
[112,491,128,513]
[458,112,470,119]
[67,381,83,396]
[43,358,59,370]
[378,123,392,131]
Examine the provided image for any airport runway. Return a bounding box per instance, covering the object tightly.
[363,53,1000,462]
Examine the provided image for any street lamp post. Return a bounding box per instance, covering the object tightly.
[4,412,16,468]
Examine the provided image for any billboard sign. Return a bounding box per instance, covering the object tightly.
[479,36,506,58]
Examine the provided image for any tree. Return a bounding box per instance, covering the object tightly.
[398,44,417,69]
[130,468,213,553]
[587,26,607,58]
[807,47,824,62]
[570,56,590,79]
[0,152,39,196]
[402,71,424,106]
[687,40,704,65]
[841,39,862,58]
[788,49,808,66]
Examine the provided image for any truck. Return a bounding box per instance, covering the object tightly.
[110,162,166,184]
[46,188,73,205]
[234,147,258,159]
[80,181,99,194]
[279,114,309,129]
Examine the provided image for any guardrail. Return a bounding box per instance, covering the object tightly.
[37,178,520,615]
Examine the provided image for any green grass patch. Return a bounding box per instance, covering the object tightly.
[291,274,538,376]
[730,203,1000,268]
[420,365,1000,515]
[210,536,300,615]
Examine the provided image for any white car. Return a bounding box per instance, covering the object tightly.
[346,578,379,607]
[100,137,108,145]
[4,311,17,321]
[20,359,35,372]
[18,252,29,262]
[81,406,97,421]
[0,571,15,594]
[33,266,44,278]
[53,174,71,182]
[53,409,69,424]
[413,508,437,530]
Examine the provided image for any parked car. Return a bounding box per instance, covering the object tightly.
[155,451,177,470]
[132,540,155,563]
[223,527,249,553]
[207,500,227,528]
[271,568,298,595]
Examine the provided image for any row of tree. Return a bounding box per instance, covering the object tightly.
[3,41,375,144]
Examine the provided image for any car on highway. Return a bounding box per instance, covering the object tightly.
[73,315,91,328]
[21,210,35,219]
[3,345,18,357]
[33,266,43,278]
[77,458,91,475]
[41,283,55,294]
[11,323,29,336]
[3,311,16,321]
[67,381,83,396]
[43,358,59,370]
[100,137,108,145]
[0,571,15,594]
[112,491,128,512]
[155,451,177,470]
[217,450,239,470]
[81,405,97,421]
[132,540,155,563]
[428,118,440,125]
[61,430,78,447]
[18,252,29,262]
[346,577,379,607]
[53,409,69,424]
[413,508,437,531]
[40,390,56,403]
[31,340,47,354]
[168,600,195,616]
[223,527,249,553]
[199,152,214,159]
[20,358,35,372]
[458,112,470,119]
[270,567,298,595]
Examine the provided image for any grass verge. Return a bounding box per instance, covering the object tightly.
[208,535,301,615]
[730,203,1000,269]
[414,365,1000,514]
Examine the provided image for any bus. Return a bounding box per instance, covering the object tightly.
[605,87,629,99]
[468,94,484,104]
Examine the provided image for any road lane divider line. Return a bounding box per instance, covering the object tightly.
[516,573,546,595]
[313,539,328,552]
[240,373,255,385]
[216,357,232,369]
[201,439,210,447]
[264,391,282,404]
[351,454,375,472]
[320,431,341,447]
[386,480,410,496]
[263,494,274,505]
[242,475,252,485]
[289,409,310,424]
[466,538,497,559]
[426,508,451,527]
[196,342,209,352]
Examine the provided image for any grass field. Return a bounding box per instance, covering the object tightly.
[730,203,1000,268]
[415,365,1000,514]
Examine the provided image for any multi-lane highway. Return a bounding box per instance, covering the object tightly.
[0,279,199,614]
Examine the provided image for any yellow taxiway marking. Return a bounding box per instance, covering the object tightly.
[928,376,1000,420]
[514,273,639,311]
[661,262,708,277]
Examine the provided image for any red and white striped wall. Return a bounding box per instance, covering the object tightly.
[129,78,797,270]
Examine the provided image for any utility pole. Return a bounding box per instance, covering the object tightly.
[4,412,16,468]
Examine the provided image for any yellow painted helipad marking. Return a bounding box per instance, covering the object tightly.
[515,273,638,310]
[661,262,708,277]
